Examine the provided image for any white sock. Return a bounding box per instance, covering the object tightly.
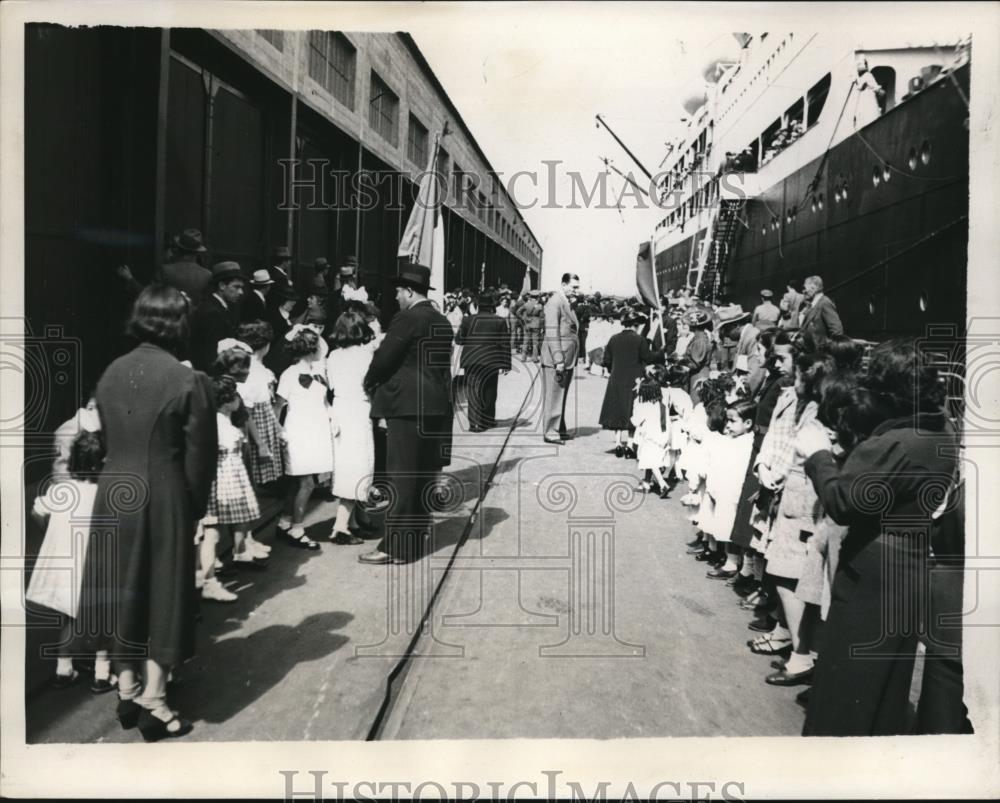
[56,657,74,676]
[785,651,815,674]
[94,652,111,681]
[772,625,792,641]
[722,557,739,572]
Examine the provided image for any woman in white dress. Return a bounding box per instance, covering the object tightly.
[325,309,376,545]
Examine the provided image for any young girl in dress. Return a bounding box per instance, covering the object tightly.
[662,361,693,485]
[27,431,116,692]
[691,399,728,565]
[701,398,756,578]
[274,325,334,550]
[630,370,671,499]
[212,342,271,562]
[200,375,263,602]
[325,309,377,545]
[235,322,284,491]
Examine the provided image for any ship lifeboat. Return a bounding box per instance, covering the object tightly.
[681,86,708,116]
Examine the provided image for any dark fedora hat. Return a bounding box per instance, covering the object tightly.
[172,228,208,253]
[314,257,330,270]
[211,261,246,283]
[687,309,712,328]
[390,263,434,293]
[273,245,292,259]
[275,284,300,302]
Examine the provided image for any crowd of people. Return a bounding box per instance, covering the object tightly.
[593,275,970,736]
[24,226,969,741]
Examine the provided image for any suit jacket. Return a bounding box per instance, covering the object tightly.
[158,258,213,306]
[752,301,780,332]
[364,300,454,419]
[540,291,579,368]
[190,294,238,372]
[241,289,268,324]
[457,313,512,372]
[798,294,844,342]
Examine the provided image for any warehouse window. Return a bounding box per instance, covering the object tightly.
[258,30,284,52]
[407,114,428,167]
[307,32,355,110]
[368,71,399,146]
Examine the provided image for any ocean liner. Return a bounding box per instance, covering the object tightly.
[651,32,970,340]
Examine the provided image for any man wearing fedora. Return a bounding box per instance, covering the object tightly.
[190,261,246,371]
[540,272,581,444]
[242,269,275,323]
[264,284,300,377]
[684,308,714,394]
[752,288,780,333]
[268,245,294,289]
[117,227,213,306]
[360,263,454,565]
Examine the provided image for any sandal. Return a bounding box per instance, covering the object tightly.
[747,633,792,655]
[279,528,320,550]
[330,531,364,546]
[137,707,193,742]
[51,669,80,689]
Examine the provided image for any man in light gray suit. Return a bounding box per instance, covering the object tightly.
[540,272,581,444]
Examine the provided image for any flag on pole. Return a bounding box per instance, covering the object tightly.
[636,237,666,350]
[635,239,658,308]
[520,265,531,295]
[398,123,449,308]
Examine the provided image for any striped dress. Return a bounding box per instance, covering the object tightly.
[239,357,283,485]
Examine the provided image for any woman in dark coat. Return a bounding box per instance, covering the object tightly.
[797,338,960,736]
[599,313,654,457]
[84,285,217,741]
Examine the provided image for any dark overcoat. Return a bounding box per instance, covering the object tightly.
[84,343,217,666]
[599,329,653,430]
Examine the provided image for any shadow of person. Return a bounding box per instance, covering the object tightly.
[170,610,353,726]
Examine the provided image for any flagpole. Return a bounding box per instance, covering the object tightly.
[648,232,665,345]
[426,130,441,273]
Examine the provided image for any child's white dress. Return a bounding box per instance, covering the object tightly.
[26,479,97,619]
[277,360,335,476]
[630,398,671,471]
[702,431,754,542]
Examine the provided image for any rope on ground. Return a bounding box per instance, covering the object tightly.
[365,363,542,741]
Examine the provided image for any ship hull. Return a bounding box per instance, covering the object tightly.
[655,63,969,341]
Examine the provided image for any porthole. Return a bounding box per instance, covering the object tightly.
[868,296,876,315]
[919,291,928,312]
[908,148,918,170]
[872,166,881,187]
[883,165,892,182]
[920,140,932,165]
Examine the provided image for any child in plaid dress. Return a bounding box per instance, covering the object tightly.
[235,322,284,487]
[200,375,262,603]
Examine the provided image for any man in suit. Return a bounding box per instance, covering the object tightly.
[752,289,781,333]
[798,275,845,343]
[456,291,512,432]
[242,269,274,323]
[540,273,581,444]
[116,228,214,307]
[359,264,454,565]
[189,261,246,371]
[263,284,299,376]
